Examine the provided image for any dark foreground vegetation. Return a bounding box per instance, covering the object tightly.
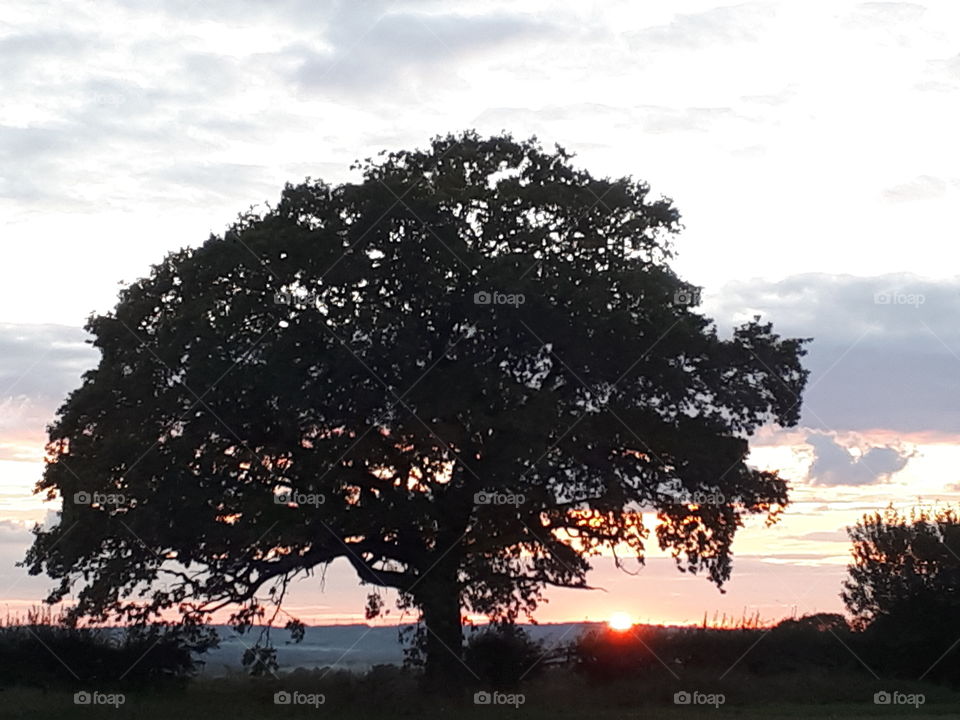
[3,614,960,719]
[4,673,960,720]
[7,501,959,717]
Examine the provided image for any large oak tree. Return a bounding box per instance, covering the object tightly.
[25,132,808,684]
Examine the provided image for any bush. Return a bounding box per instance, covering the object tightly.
[0,608,217,687]
[572,616,861,681]
[859,592,960,685]
[464,625,546,688]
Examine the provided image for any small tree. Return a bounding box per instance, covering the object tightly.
[843,505,960,681]
[843,505,960,625]
[24,131,808,686]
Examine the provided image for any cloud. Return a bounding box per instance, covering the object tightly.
[290,8,560,96]
[638,106,734,134]
[0,519,33,544]
[0,324,97,461]
[628,4,773,51]
[806,432,913,486]
[848,2,927,27]
[0,1,567,211]
[788,529,850,542]
[0,324,96,398]
[0,30,89,76]
[707,273,960,435]
[142,162,280,203]
[882,175,949,202]
[471,102,736,138]
[0,125,89,205]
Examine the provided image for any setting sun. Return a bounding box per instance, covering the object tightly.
[607,612,634,631]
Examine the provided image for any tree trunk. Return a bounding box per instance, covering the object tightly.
[418,569,465,691]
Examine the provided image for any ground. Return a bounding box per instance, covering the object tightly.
[1,672,956,720]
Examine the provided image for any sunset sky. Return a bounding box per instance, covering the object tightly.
[3,0,960,626]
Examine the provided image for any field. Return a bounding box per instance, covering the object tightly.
[3,669,958,720]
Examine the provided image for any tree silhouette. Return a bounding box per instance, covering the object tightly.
[24,131,808,686]
[843,505,960,625]
[843,505,960,681]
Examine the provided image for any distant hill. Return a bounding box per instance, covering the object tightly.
[199,622,602,675]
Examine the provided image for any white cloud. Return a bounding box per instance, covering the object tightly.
[290,9,562,97]
[883,174,949,202]
[628,3,774,51]
[848,2,927,26]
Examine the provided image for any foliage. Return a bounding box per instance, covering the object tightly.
[23,131,808,681]
[844,505,960,683]
[464,624,546,687]
[572,617,859,681]
[0,607,216,687]
[843,505,960,625]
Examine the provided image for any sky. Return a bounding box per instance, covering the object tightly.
[2,0,960,627]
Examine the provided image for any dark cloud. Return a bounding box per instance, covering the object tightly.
[709,273,960,435]
[806,432,913,486]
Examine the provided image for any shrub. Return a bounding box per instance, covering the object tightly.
[0,608,217,687]
[465,625,546,688]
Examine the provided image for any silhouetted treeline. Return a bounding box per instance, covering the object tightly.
[573,612,959,686]
[0,608,216,688]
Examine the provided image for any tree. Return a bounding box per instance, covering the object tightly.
[843,505,960,625]
[24,131,808,687]
[843,505,960,680]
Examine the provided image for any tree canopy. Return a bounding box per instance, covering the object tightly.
[843,505,960,681]
[24,131,808,683]
[844,505,960,626]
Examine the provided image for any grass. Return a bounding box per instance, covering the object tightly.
[2,668,958,719]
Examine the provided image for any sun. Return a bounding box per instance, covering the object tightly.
[607,611,634,631]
